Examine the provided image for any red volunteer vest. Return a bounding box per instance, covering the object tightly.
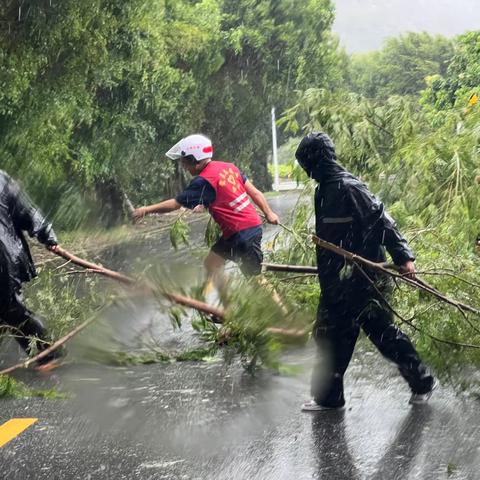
[199,161,262,238]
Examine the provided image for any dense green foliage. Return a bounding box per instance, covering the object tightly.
[422,31,480,110]
[0,0,340,228]
[276,29,480,376]
[346,32,454,99]
[0,374,66,399]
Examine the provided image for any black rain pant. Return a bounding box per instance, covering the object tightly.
[0,290,50,357]
[311,297,435,408]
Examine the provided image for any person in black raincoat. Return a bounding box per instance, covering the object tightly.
[295,133,436,411]
[0,170,62,367]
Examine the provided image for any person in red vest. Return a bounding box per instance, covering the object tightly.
[133,134,279,283]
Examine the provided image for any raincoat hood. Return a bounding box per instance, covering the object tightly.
[295,132,349,183]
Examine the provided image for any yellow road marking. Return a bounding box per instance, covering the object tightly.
[0,418,38,448]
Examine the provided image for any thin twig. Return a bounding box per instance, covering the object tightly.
[364,115,394,137]
[54,269,102,277]
[354,263,480,349]
[53,259,72,271]
[415,271,480,289]
[0,310,101,376]
[407,227,436,243]
[259,212,309,255]
[404,301,442,322]
[262,262,317,274]
[277,274,317,282]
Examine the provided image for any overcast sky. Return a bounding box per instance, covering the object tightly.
[333,0,480,52]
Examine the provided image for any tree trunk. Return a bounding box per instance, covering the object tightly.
[94,179,126,227]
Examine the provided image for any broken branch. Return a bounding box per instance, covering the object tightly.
[312,235,480,317]
[50,245,225,320]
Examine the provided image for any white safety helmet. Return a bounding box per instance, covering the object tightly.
[165,134,213,162]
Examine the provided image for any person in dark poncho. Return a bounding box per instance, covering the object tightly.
[295,132,436,410]
[0,170,62,369]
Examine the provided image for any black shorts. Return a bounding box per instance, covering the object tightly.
[211,230,263,276]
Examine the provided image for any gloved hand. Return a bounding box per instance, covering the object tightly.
[37,224,58,247]
[47,244,60,254]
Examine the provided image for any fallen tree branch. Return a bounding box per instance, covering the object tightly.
[51,246,312,338]
[353,262,480,350]
[263,261,480,291]
[312,235,480,317]
[2,242,313,375]
[51,245,225,321]
[263,260,480,320]
[0,246,225,376]
[262,262,318,274]
[0,314,98,376]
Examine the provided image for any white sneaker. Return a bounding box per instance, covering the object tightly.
[409,379,438,405]
[301,400,345,412]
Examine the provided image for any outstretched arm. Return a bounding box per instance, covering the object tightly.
[133,177,215,221]
[133,198,182,220]
[7,175,58,248]
[348,183,416,276]
[244,180,279,224]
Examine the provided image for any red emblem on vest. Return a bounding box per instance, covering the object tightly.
[199,161,261,238]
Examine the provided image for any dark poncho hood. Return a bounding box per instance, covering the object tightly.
[295,132,354,184]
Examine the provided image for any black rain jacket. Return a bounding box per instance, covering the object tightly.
[296,133,414,305]
[0,170,57,290]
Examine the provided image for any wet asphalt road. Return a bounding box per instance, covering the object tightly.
[1,351,479,479]
[1,191,479,479]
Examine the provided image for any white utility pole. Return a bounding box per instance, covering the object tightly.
[271,107,280,191]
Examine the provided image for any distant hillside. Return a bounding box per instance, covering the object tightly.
[333,0,480,52]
